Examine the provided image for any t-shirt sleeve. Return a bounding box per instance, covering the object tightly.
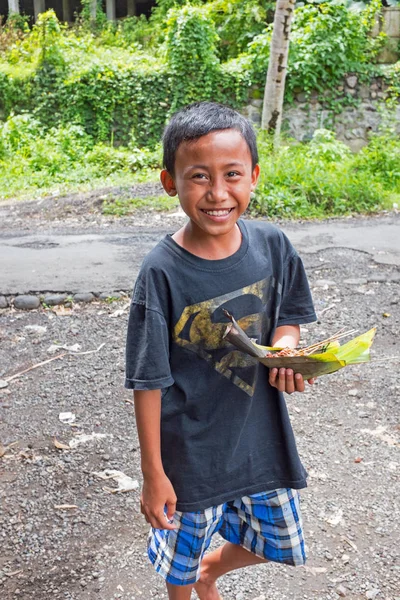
[277,251,317,326]
[125,302,174,390]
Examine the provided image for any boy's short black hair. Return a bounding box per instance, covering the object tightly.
[163,102,259,174]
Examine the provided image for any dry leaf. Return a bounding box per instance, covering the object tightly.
[54,504,79,510]
[303,566,327,576]
[342,536,359,552]
[4,569,23,577]
[52,306,72,316]
[53,437,70,450]
[0,441,19,457]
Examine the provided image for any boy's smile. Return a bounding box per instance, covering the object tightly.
[161,129,259,253]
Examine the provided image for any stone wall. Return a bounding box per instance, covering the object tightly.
[244,75,400,152]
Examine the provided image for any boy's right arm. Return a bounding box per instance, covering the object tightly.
[134,389,177,530]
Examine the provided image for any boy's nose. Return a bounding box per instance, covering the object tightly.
[207,180,229,203]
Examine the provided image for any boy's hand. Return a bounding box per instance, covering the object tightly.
[269,368,315,394]
[141,472,177,530]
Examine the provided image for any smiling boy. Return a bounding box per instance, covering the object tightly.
[125,102,317,600]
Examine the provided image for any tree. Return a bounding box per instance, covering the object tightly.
[261,0,296,146]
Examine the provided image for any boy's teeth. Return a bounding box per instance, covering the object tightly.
[204,209,231,216]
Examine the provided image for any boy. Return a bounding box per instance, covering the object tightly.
[125,102,317,600]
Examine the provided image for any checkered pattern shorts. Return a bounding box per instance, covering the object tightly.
[148,487,306,586]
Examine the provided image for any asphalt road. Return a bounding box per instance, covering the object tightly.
[1,214,399,295]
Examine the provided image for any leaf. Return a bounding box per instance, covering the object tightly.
[53,437,70,450]
[223,312,377,380]
[257,352,345,380]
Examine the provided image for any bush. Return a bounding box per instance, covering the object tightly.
[246,0,386,100]
[353,134,400,190]
[165,4,220,112]
[0,113,161,198]
[252,129,395,219]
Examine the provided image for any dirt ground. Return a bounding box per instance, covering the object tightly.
[0,194,399,600]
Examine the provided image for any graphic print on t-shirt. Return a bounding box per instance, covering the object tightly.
[173,277,279,396]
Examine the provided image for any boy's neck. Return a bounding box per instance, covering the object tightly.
[172,221,242,260]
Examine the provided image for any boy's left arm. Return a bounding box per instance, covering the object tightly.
[269,324,315,394]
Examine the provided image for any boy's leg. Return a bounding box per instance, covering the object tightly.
[195,488,305,600]
[194,543,266,600]
[166,582,194,600]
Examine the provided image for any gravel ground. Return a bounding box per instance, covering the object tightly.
[0,204,399,600]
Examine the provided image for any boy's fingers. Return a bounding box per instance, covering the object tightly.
[294,372,305,393]
[269,367,278,386]
[284,369,295,394]
[149,510,176,530]
[278,367,287,391]
[166,500,176,521]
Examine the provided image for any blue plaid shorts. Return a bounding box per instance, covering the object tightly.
[148,488,306,586]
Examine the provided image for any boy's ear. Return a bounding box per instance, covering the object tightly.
[160,169,177,196]
[251,164,260,191]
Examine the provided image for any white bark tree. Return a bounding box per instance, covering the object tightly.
[261,0,296,146]
[8,0,20,15]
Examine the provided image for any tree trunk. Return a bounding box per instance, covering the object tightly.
[261,0,296,146]
[127,0,136,17]
[8,0,20,15]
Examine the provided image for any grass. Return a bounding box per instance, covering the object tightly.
[102,194,179,216]
[251,130,400,219]
[0,120,399,219]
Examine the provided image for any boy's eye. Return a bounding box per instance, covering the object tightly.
[227,171,240,178]
[192,173,208,180]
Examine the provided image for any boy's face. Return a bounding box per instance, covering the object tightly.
[161,129,259,240]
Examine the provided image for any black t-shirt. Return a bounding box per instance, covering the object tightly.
[125,219,317,511]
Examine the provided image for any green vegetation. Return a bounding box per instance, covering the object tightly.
[0,113,160,199]
[253,129,400,219]
[102,195,179,216]
[0,1,399,218]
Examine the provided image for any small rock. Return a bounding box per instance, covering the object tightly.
[73,293,95,303]
[366,590,380,599]
[0,296,8,308]
[98,292,122,300]
[44,294,67,306]
[314,279,336,287]
[344,278,367,285]
[25,325,47,334]
[296,92,308,103]
[337,585,347,597]
[346,75,358,88]
[341,553,350,564]
[14,295,40,310]
[348,389,359,397]
[325,551,334,561]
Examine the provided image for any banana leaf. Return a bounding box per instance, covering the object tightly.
[223,312,376,380]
